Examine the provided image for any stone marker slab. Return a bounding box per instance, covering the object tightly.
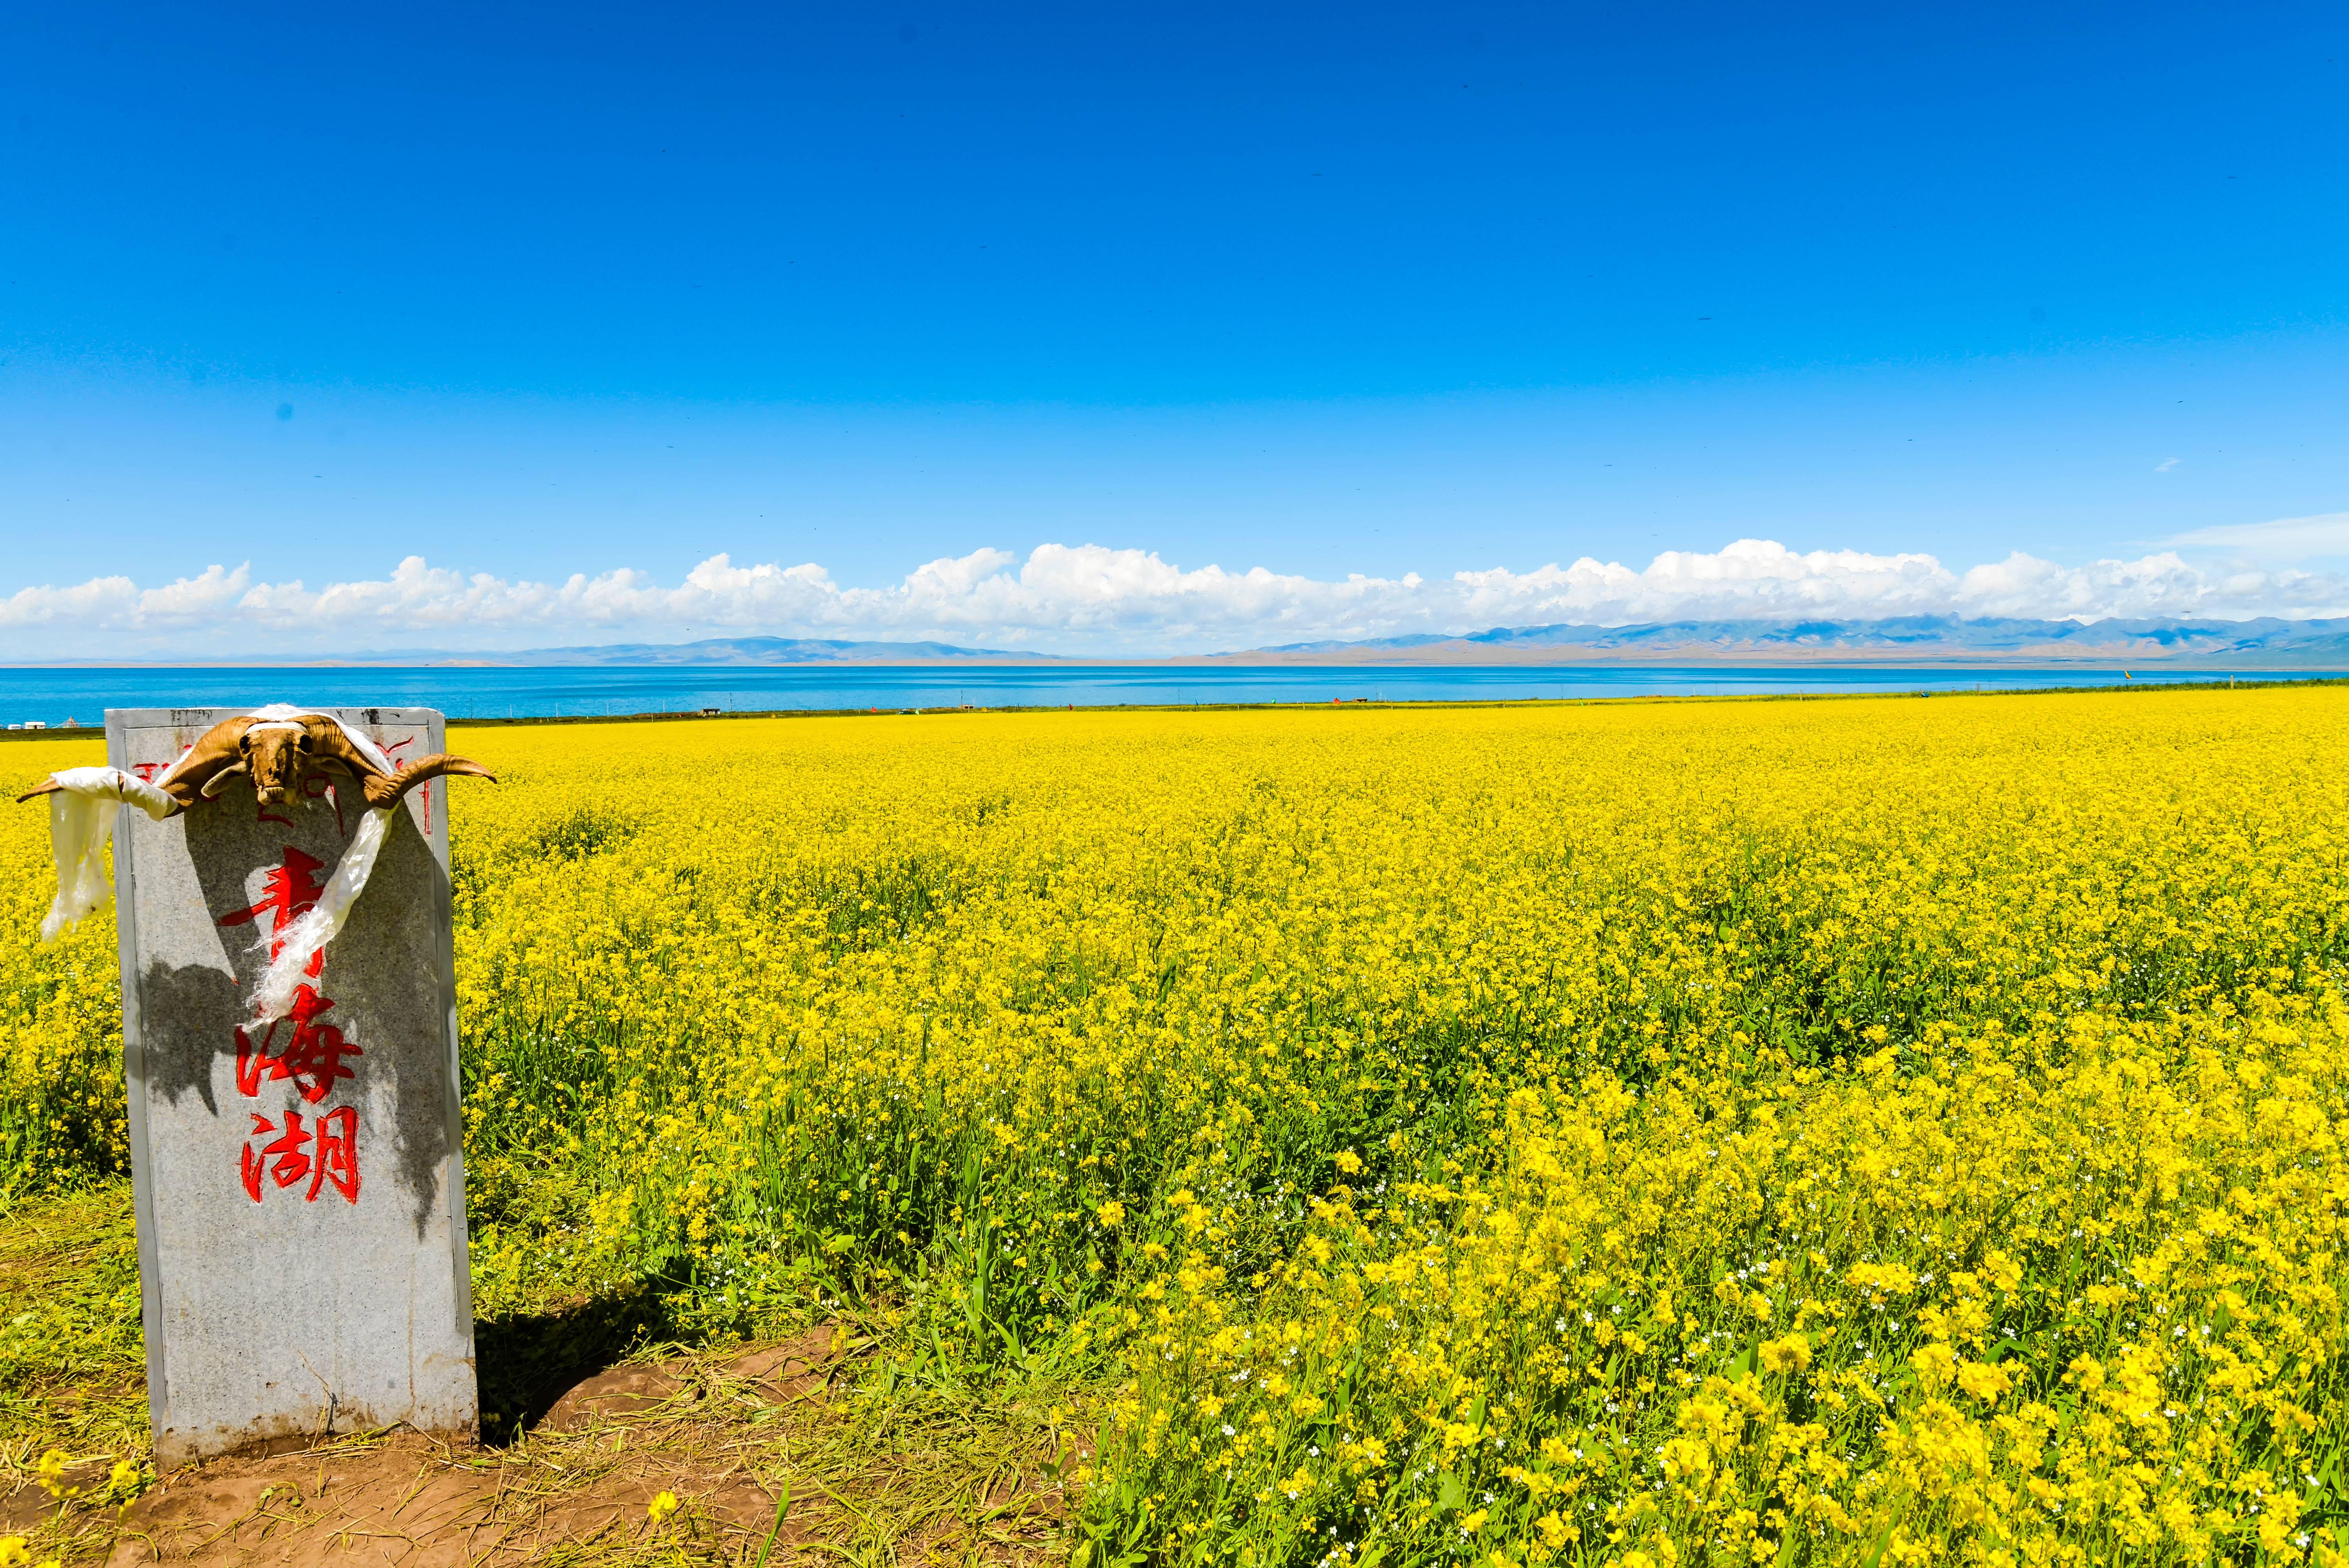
[109,707,476,1466]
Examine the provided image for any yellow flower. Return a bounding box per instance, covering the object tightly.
[1982,1249,2023,1295]
[1954,1360,2012,1404]
[1096,1201,1125,1228]
[1659,1436,1713,1482]
[33,1449,72,1500]
[0,1537,29,1568]
[1910,1343,1959,1393]
[647,1490,679,1523]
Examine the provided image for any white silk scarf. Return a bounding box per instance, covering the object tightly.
[35,766,178,944]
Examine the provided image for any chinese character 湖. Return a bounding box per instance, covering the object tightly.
[240,1107,360,1204]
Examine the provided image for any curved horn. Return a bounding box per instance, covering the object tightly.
[155,716,260,811]
[361,754,497,811]
[14,778,65,804]
[303,718,397,788]
[199,760,251,798]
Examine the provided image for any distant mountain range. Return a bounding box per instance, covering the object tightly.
[29,616,2349,668]
[1190,615,2349,667]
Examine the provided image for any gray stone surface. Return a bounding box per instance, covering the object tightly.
[109,708,476,1467]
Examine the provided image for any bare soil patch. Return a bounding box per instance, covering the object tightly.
[19,1325,1072,1568]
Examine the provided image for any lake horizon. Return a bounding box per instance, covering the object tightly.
[1,661,2334,729]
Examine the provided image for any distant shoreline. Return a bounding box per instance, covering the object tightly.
[3,670,2341,740]
[8,654,2349,672]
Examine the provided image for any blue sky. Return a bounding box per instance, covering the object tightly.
[2,0,2345,654]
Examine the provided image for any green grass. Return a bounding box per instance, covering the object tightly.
[0,1180,1085,1565]
[0,1183,147,1470]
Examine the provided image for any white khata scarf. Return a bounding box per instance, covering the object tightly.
[37,705,406,1024]
[36,767,177,945]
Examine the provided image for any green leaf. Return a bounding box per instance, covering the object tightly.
[755,1481,793,1568]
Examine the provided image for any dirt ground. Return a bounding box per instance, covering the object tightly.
[9,1326,1074,1568]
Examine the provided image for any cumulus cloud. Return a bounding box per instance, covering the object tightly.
[135,562,253,621]
[0,575,140,630]
[7,534,2349,659]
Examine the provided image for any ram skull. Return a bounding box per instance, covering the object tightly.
[14,715,495,815]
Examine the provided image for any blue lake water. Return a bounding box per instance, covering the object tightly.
[0,663,2329,727]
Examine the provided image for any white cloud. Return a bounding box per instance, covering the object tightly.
[2155,458,2180,473]
[135,562,252,621]
[2164,511,2349,556]
[7,531,2349,659]
[0,575,139,629]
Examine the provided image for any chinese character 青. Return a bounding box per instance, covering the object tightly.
[217,846,330,978]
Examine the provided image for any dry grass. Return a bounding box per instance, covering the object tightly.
[0,1186,1083,1567]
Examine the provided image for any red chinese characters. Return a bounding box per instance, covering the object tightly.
[240,1107,360,1204]
[217,846,328,978]
[234,986,361,1104]
[223,848,362,1206]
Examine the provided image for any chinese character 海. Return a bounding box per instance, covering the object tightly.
[240,1107,360,1204]
[233,985,362,1105]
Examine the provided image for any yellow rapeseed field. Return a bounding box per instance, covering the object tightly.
[5,688,2349,1566]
